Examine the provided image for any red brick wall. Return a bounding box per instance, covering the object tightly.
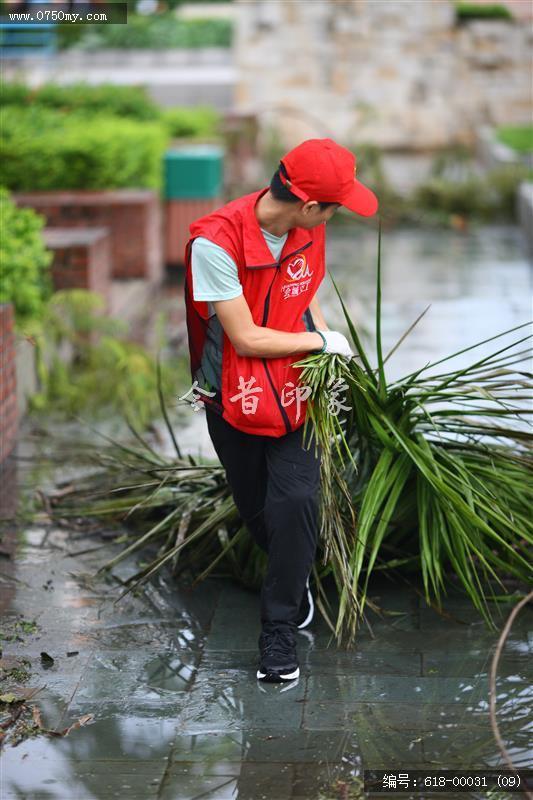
[13,190,163,284]
[0,304,18,464]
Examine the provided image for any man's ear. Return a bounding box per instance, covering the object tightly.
[302,200,320,215]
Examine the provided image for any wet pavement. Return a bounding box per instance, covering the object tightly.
[1,434,531,800]
[1,223,532,798]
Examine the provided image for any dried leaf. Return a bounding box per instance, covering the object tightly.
[31,705,43,728]
[56,713,94,737]
[29,706,94,737]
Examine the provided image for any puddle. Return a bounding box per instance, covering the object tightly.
[143,654,197,692]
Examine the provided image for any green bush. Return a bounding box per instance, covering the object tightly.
[0,81,30,107]
[161,105,220,139]
[57,14,233,50]
[0,106,169,191]
[0,81,160,121]
[496,125,533,154]
[455,3,512,21]
[30,289,190,429]
[412,164,531,221]
[413,175,484,217]
[0,187,53,325]
[1,80,220,143]
[484,164,533,214]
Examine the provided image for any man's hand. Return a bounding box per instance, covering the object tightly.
[317,329,354,357]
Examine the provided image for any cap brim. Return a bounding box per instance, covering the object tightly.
[339,180,378,217]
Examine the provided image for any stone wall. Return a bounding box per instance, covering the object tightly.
[234,0,532,151]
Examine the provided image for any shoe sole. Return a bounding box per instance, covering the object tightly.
[297,583,314,629]
[256,666,300,681]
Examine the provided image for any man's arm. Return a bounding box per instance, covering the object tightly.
[213,295,324,358]
[308,294,329,331]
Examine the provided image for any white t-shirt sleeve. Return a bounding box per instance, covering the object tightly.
[191,237,243,302]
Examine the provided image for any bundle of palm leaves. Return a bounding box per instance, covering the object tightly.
[295,226,532,644]
[45,226,532,647]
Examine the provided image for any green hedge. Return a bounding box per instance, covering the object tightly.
[0,187,53,324]
[161,106,220,139]
[0,81,160,121]
[1,81,221,141]
[0,106,169,191]
[496,125,533,154]
[455,3,512,21]
[57,14,233,50]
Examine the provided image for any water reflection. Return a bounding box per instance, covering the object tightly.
[2,545,532,799]
[5,640,531,789]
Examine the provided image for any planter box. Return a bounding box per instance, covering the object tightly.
[42,226,112,308]
[13,189,163,284]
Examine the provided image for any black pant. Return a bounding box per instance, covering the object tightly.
[205,408,322,631]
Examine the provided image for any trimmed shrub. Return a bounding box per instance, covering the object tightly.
[455,3,513,21]
[0,106,168,191]
[161,105,220,139]
[0,187,53,324]
[0,80,220,142]
[0,81,160,121]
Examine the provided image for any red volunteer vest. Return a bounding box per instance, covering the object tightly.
[183,187,326,437]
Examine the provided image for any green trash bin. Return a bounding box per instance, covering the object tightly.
[164,145,224,200]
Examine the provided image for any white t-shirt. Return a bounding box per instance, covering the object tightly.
[191,228,288,316]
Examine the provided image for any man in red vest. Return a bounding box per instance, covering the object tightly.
[184,138,378,682]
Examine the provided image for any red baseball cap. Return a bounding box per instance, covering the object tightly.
[279,138,378,217]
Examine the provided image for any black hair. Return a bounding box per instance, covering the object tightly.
[270,162,338,211]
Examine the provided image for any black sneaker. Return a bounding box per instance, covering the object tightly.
[295,576,314,629]
[256,625,300,682]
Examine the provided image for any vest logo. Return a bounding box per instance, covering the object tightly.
[282,253,313,300]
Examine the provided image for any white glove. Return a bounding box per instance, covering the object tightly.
[314,329,354,358]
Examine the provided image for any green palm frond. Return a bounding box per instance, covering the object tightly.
[292,224,532,644]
